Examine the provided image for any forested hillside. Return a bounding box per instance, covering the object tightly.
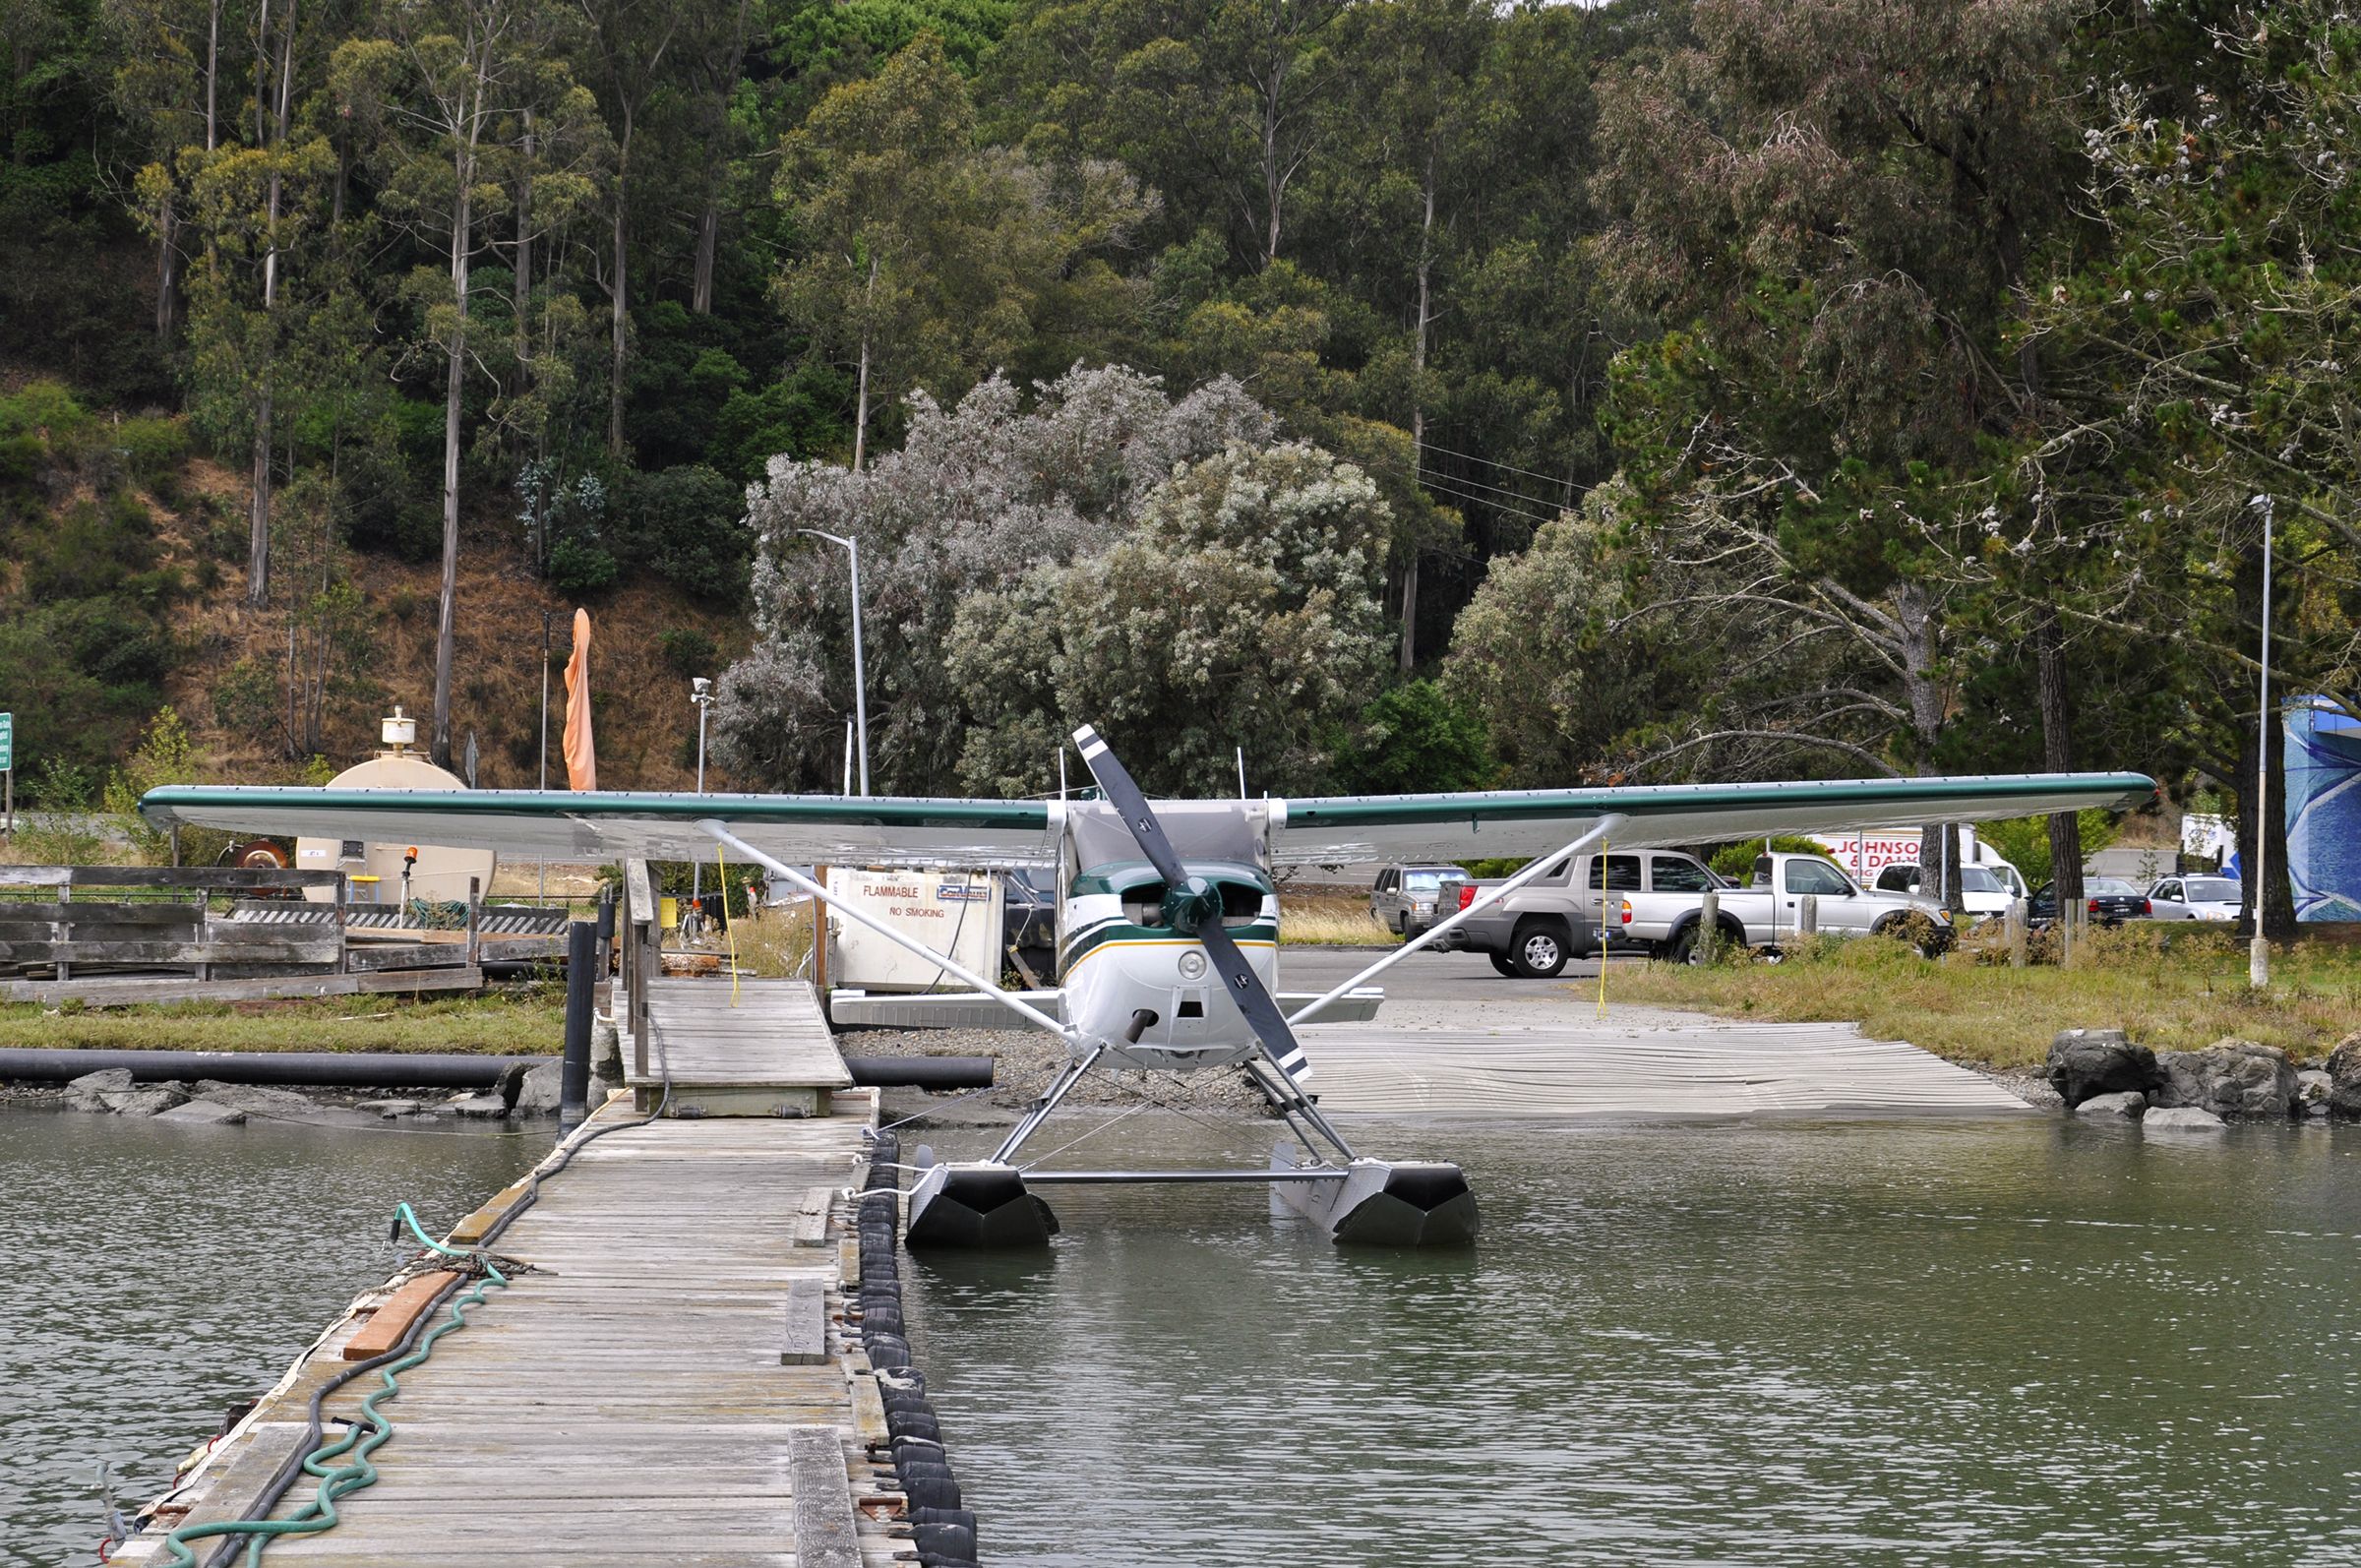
[3,0,2357,933]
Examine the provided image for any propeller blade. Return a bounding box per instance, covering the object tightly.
[1070,724,1312,1085]
[1070,725,1188,887]
[1198,921,1311,1084]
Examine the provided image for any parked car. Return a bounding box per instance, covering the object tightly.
[1871,862,2020,918]
[2028,876,2149,927]
[2145,874,2242,922]
[1435,849,1951,976]
[1369,864,1471,937]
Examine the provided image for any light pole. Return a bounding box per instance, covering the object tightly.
[2250,493,2274,988]
[537,609,558,903]
[690,676,714,915]
[796,528,871,796]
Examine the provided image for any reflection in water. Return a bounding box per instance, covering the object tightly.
[904,1116,2361,1567]
[1,1108,540,1568]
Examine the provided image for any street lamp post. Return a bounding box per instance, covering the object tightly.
[2250,494,2275,989]
[690,676,714,915]
[796,528,871,796]
[537,609,558,903]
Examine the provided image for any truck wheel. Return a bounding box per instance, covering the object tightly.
[1669,921,1743,966]
[1488,952,1517,977]
[1508,921,1568,979]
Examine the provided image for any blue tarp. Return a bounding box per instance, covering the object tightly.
[2287,698,2361,923]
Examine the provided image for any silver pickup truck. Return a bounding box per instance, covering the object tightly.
[1435,850,1953,975]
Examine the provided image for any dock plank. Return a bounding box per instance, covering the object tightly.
[183,1101,899,1566]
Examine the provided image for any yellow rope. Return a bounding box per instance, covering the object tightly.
[1597,838,1610,1018]
[717,844,741,1005]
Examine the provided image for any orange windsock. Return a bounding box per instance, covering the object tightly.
[561,608,596,791]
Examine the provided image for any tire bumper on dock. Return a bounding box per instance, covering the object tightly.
[903,1160,1059,1248]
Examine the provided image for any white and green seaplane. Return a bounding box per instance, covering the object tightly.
[142,731,2151,1248]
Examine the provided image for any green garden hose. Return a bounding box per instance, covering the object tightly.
[159,1204,507,1568]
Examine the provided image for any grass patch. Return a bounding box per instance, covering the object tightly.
[1613,925,2361,1069]
[1,986,567,1055]
[1278,887,1398,947]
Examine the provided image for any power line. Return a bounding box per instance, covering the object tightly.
[1414,437,1575,491]
[1386,463,1567,530]
[1402,459,1552,508]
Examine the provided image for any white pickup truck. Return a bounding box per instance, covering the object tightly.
[1436,850,1953,973]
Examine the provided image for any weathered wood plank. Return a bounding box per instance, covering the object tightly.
[0,937,340,964]
[782,1277,828,1365]
[787,1426,863,1568]
[0,902,203,927]
[8,966,480,1006]
[0,865,341,888]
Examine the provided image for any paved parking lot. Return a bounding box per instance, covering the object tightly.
[1279,942,1634,1004]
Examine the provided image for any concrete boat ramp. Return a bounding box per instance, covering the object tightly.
[1302,999,2032,1119]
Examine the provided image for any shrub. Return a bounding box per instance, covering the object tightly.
[658,627,720,677]
[548,535,619,596]
[114,414,191,482]
[617,464,752,604]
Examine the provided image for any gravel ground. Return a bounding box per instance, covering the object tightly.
[838,1026,1278,1118]
[1967,1063,2062,1110]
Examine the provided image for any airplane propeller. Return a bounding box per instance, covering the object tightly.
[1070,725,1310,1084]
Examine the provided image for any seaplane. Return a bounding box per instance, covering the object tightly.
[143,728,2152,1248]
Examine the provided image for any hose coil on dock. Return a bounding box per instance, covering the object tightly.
[859,1130,981,1568]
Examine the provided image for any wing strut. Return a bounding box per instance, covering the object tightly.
[698,821,1081,1047]
[1285,814,1628,1028]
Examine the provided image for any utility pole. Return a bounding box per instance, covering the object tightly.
[690,676,714,916]
[2250,493,2274,989]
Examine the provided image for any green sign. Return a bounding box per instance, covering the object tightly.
[0,711,11,772]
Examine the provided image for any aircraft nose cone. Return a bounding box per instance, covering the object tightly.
[1162,874,1220,933]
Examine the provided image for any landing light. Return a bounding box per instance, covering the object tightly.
[1179,950,1208,980]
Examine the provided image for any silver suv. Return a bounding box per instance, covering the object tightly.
[1369,864,1470,937]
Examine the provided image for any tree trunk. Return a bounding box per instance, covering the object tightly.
[1402,146,1434,675]
[1261,58,1285,264]
[607,115,630,458]
[246,0,295,610]
[206,0,219,151]
[248,391,272,606]
[692,199,718,315]
[155,200,180,339]
[852,253,877,473]
[2033,601,2083,911]
[433,171,473,769]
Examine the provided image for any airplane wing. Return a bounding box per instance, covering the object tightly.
[1269,772,2156,867]
[144,770,2155,872]
[139,786,1063,870]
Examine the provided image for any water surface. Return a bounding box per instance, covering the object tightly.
[0,1107,540,1567]
[902,1114,2361,1567]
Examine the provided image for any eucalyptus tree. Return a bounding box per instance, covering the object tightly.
[715,364,1271,794]
[1593,0,2085,905]
[2010,0,2361,938]
[948,440,1395,797]
[777,34,1153,471]
[331,0,606,763]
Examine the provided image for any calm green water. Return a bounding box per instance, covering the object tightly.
[0,1107,541,1568]
[903,1115,2361,1567]
[12,1106,2361,1567]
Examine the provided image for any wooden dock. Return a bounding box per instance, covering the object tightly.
[626,977,851,1117]
[116,978,922,1568]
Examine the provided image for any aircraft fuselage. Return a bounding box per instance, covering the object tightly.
[1058,857,1280,1071]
